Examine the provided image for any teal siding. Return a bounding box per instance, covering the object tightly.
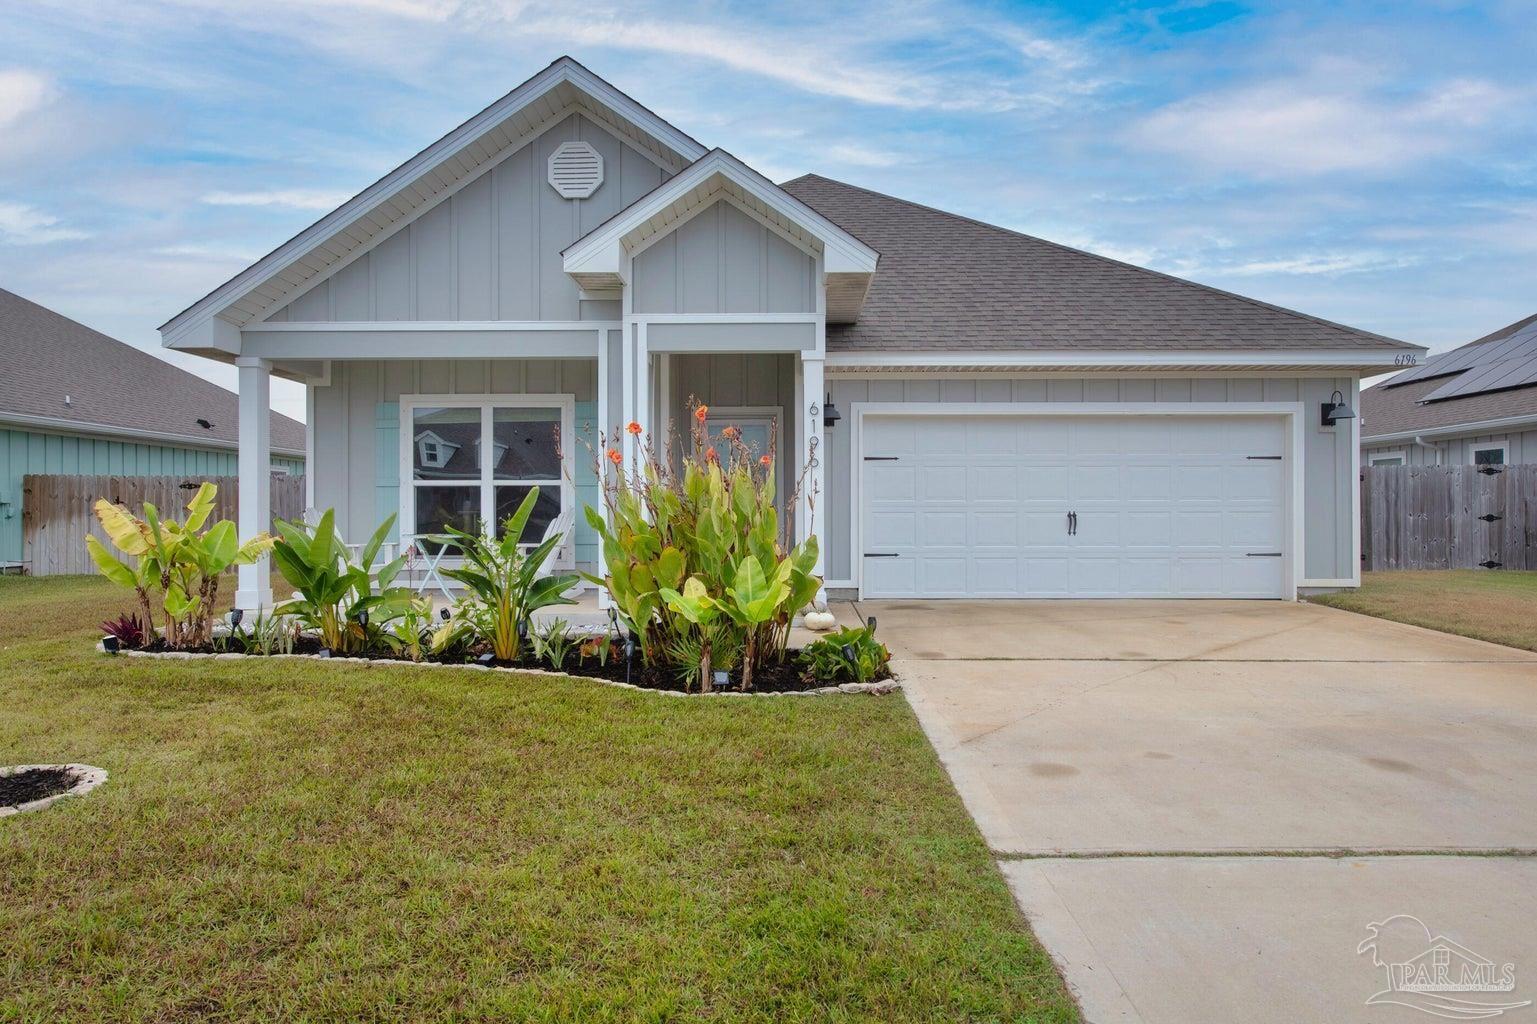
[375,403,400,543]
[573,400,598,567]
[0,425,305,567]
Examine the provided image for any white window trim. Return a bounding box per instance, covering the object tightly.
[1367,449,1407,467]
[399,394,575,567]
[835,402,1315,598]
[1470,440,1508,466]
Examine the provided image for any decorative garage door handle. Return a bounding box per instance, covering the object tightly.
[1245,552,1284,557]
[863,456,900,461]
[863,552,900,558]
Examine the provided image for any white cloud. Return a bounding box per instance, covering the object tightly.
[1217,252,1417,276]
[0,68,54,130]
[825,143,903,168]
[0,201,88,244]
[201,188,354,210]
[1130,74,1511,175]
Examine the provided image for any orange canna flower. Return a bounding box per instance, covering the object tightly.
[759,454,772,467]
[720,425,739,439]
[606,448,623,465]
[694,404,709,422]
[705,446,718,463]
[626,421,642,435]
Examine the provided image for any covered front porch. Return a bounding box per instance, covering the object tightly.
[231,330,826,610]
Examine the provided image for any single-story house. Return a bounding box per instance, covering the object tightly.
[1361,313,1537,467]
[158,56,1425,609]
[0,287,304,571]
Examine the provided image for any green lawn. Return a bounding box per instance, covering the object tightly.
[0,575,1076,1023]
[1309,570,1537,652]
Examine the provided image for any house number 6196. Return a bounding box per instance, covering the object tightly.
[1393,354,1419,366]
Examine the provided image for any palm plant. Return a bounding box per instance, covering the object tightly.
[436,487,579,663]
[270,510,414,654]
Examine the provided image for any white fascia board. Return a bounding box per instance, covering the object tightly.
[1361,413,1537,445]
[562,150,879,277]
[164,313,241,354]
[0,411,306,458]
[824,349,1420,370]
[159,57,707,343]
[240,322,608,360]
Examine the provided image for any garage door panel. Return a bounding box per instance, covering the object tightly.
[866,465,915,501]
[918,466,967,501]
[861,414,1288,599]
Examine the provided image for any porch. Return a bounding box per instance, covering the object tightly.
[234,339,826,610]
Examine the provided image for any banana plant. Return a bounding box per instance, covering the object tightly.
[714,554,792,690]
[436,487,579,662]
[271,510,413,654]
[86,482,274,648]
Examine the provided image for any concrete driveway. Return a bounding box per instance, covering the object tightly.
[844,599,1537,1023]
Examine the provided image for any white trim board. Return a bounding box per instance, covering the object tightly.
[826,349,1424,371]
[844,402,1310,601]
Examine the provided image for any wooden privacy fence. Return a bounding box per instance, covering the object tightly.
[1362,464,1537,571]
[21,473,305,576]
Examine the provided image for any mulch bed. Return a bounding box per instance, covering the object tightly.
[129,636,888,694]
[1,767,79,809]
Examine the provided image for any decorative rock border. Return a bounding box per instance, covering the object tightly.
[105,647,899,697]
[0,764,108,818]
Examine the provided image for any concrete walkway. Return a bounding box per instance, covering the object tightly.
[843,599,1537,1024]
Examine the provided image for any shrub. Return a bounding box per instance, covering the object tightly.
[799,623,891,684]
[586,403,821,691]
[100,612,146,650]
[435,487,580,663]
[530,617,578,671]
[381,596,436,663]
[220,608,297,656]
[87,482,275,649]
[271,510,415,654]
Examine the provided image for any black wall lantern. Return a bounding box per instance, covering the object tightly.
[1321,389,1356,427]
[822,393,841,429]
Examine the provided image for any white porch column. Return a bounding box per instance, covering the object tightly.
[624,323,650,468]
[798,354,826,580]
[235,356,273,611]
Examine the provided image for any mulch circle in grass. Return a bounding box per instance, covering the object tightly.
[0,766,79,808]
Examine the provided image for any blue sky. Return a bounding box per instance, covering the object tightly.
[2,0,1533,420]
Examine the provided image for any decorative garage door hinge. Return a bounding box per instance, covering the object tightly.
[863,456,900,461]
[1245,552,1284,557]
[1478,513,1504,522]
[863,552,900,558]
[1245,455,1283,460]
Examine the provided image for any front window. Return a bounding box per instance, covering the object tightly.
[1369,454,1404,467]
[406,398,569,555]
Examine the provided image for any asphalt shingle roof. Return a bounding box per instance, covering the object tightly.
[781,175,1415,354]
[1362,312,1537,438]
[1,287,305,454]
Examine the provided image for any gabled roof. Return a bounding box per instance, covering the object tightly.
[161,56,707,352]
[1,288,305,454]
[562,149,878,321]
[782,175,1418,354]
[1362,312,1537,440]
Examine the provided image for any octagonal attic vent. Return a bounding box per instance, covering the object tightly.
[548,141,604,199]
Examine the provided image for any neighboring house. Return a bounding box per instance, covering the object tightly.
[1361,313,1537,467]
[0,287,305,571]
[158,57,1424,609]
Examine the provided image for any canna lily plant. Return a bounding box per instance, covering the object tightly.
[86,482,275,649]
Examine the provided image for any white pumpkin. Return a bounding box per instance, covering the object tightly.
[803,610,839,632]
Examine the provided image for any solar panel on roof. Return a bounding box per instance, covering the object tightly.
[1389,319,1537,387]
[1416,322,1537,402]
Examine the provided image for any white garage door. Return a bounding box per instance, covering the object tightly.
[860,414,1289,599]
